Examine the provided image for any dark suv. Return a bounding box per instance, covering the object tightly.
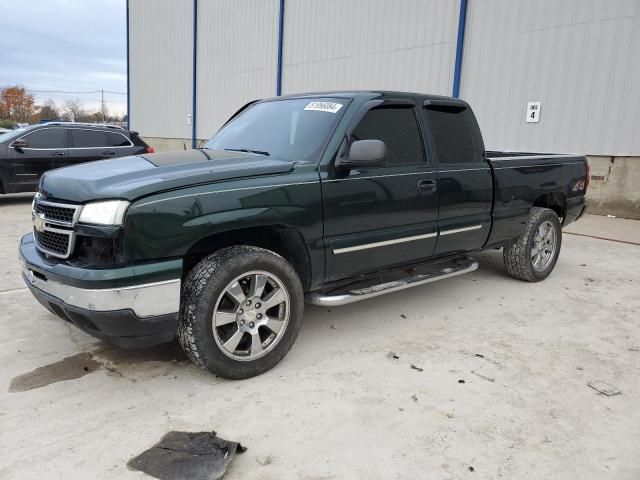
[0,122,154,194]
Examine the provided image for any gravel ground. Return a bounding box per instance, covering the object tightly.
[1,193,638,480]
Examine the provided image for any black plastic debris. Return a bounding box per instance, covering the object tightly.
[128,431,246,480]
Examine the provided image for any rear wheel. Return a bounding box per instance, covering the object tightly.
[177,246,304,379]
[503,207,562,282]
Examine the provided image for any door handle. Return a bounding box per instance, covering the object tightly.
[418,179,437,193]
[102,151,116,156]
[52,152,66,157]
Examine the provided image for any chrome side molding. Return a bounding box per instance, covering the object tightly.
[333,232,437,254]
[439,224,482,236]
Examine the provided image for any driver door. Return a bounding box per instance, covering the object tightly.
[321,100,439,282]
[5,127,68,191]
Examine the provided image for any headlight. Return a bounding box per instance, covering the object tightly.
[78,200,130,226]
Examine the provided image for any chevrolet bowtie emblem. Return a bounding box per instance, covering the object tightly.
[33,213,46,232]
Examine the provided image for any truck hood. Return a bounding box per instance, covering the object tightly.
[39,149,295,203]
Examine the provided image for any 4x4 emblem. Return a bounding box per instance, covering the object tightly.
[33,213,46,232]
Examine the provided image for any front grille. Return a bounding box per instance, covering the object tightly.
[34,229,72,257]
[33,202,76,224]
[33,196,79,226]
[32,194,80,258]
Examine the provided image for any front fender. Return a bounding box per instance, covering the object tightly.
[123,170,323,263]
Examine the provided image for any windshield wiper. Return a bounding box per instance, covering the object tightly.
[224,148,270,156]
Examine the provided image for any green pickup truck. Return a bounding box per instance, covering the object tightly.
[20,91,588,379]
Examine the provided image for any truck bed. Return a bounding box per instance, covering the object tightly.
[483,150,588,247]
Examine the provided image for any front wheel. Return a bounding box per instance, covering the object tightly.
[503,207,562,282]
[177,246,304,379]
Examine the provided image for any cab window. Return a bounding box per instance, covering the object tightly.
[423,105,484,164]
[351,106,425,166]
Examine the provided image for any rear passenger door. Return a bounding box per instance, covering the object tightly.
[322,100,439,282]
[420,100,492,256]
[66,129,111,167]
[67,129,133,167]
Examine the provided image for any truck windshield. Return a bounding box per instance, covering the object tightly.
[205,98,348,162]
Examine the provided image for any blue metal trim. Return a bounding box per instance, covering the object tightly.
[126,0,130,129]
[452,0,468,98]
[191,0,198,148]
[276,0,285,96]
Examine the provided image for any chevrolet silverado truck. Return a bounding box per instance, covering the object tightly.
[19,91,588,379]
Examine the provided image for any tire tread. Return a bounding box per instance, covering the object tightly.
[503,207,561,282]
[177,246,303,379]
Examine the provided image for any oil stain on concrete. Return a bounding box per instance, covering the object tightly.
[8,341,191,392]
[8,352,101,392]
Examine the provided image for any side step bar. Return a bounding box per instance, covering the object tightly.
[306,257,478,307]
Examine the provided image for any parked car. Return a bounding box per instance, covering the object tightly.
[0,122,154,194]
[19,91,588,379]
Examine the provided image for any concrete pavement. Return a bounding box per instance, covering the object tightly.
[1,195,638,479]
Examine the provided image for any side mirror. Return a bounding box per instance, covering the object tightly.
[11,139,27,150]
[337,139,387,170]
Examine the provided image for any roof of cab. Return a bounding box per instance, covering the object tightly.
[260,90,469,106]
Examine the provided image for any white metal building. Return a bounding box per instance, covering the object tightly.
[128,0,640,217]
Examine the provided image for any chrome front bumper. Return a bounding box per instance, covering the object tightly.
[22,267,181,318]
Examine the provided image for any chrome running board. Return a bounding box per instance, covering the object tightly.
[306,257,478,307]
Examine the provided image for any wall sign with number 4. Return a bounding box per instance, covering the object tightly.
[526,102,541,123]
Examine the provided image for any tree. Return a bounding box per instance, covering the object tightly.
[38,99,60,122]
[0,86,37,122]
[87,111,104,123]
[63,99,84,122]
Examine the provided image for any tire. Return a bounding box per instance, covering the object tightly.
[177,246,304,379]
[503,207,562,282]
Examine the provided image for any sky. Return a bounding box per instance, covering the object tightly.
[0,0,127,116]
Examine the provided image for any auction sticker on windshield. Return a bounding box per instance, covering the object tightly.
[304,102,343,113]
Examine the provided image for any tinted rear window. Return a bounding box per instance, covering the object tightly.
[129,132,148,147]
[71,129,109,148]
[107,132,132,147]
[423,105,483,164]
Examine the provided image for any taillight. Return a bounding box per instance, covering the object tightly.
[585,160,590,192]
[147,147,155,154]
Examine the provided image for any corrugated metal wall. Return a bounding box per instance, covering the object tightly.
[195,0,279,139]
[129,0,193,139]
[461,0,640,156]
[128,0,640,156]
[282,0,459,96]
